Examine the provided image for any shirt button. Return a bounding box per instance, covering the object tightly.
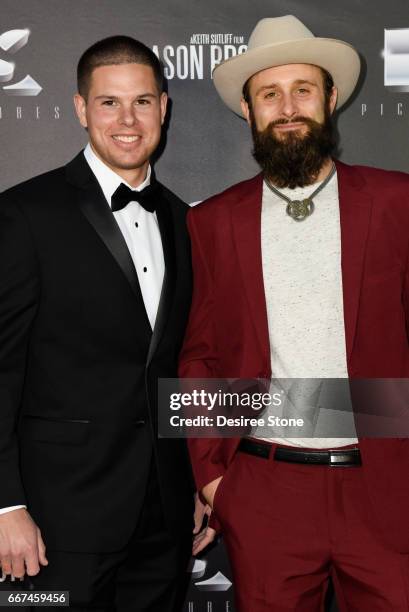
[135,222,139,228]
[143,266,147,272]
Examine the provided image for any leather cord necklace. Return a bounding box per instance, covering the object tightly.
[264,163,336,222]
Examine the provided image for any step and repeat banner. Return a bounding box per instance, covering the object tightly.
[1,1,409,610]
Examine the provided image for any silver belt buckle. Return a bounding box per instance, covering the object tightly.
[329,448,359,467]
[329,451,348,466]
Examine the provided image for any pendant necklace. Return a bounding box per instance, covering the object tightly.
[264,163,336,222]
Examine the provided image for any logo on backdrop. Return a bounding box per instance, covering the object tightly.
[360,27,409,119]
[185,557,233,611]
[0,29,42,95]
[188,558,232,592]
[153,32,247,80]
[384,28,409,92]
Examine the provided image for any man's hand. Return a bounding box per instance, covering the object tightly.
[193,492,211,535]
[192,491,217,555]
[191,477,223,555]
[0,509,48,578]
[201,475,223,508]
[192,525,217,555]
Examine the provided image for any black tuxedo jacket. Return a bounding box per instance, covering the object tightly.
[0,152,194,553]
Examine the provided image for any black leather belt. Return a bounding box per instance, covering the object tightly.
[238,438,362,467]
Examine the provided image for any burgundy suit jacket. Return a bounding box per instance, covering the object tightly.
[179,160,409,552]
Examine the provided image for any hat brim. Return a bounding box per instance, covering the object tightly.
[213,37,360,116]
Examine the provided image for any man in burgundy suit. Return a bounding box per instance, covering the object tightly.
[179,15,409,612]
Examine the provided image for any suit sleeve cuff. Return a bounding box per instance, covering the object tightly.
[0,505,27,515]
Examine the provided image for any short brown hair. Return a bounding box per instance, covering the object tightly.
[242,65,334,107]
[77,35,164,99]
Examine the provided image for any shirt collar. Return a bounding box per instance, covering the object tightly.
[83,143,151,209]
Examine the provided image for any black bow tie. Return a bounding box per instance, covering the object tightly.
[111,181,158,213]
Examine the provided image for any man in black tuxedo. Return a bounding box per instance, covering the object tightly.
[0,36,194,611]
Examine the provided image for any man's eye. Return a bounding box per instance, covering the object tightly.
[297,88,309,94]
[102,100,116,106]
[265,91,277,99]
[136,99,150,105]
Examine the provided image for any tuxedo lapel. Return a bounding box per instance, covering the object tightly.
[147,188,176,364]
[336,160,373,362]
[231,174,271,367]
[65,152,150,319]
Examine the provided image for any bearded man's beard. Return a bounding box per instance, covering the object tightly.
[251,107,336,189]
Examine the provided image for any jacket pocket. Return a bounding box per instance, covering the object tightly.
[19,415,90,446]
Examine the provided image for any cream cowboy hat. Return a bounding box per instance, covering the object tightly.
[213,15,360,116]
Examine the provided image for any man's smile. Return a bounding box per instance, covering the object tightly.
[273,121,306,132]
[112,134,141,143]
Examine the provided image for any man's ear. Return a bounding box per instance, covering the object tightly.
[159,92,168,125]
[240,97,252,126]
[73,93,88,129]
[328,86,338,115]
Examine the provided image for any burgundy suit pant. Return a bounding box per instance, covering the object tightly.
[213,444,409,611]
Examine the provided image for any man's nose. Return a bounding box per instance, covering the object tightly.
[118,105,137,126]
[279,93,299,120]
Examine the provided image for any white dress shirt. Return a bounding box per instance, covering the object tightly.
[0,144,165,516]
[84,144,164,329]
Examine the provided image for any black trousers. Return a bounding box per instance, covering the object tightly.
[1,466,191,611]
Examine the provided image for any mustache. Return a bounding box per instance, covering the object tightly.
[269,116,321,128]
